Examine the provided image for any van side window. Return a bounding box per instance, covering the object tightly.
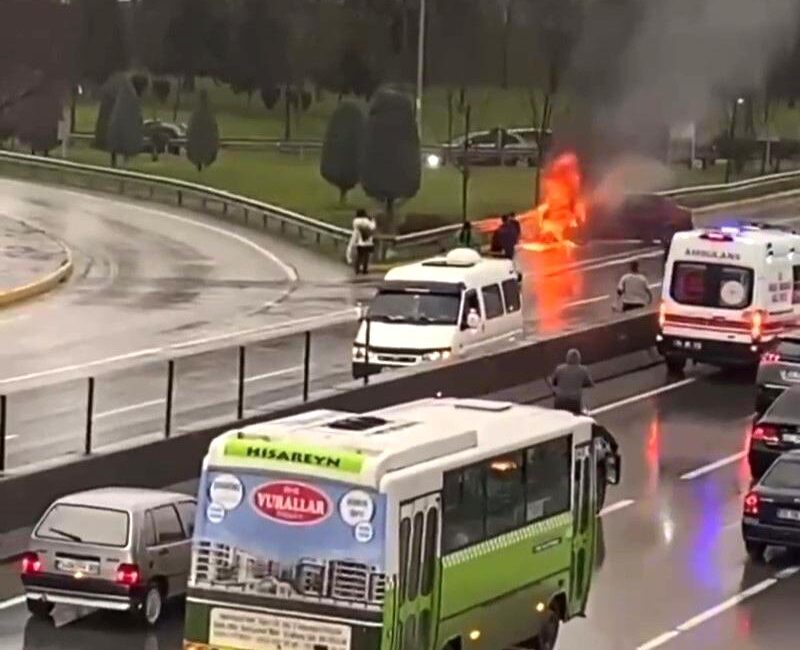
[794,266,800,304]
[501,278,521,313]
[482,284,504,319]
[143,511,157,547]
[461,289,480,329]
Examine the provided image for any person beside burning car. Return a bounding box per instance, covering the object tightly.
[490,213,520,259]
[616,260,652,312]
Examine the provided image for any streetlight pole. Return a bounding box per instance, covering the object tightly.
[724,97,745,183]
[415,0,427,137]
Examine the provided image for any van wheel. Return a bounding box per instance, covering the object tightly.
[745,540,766,564]
[26,599,53,619]
[665,356,686,375]
[534,607,560,650]
[139,582,164,626]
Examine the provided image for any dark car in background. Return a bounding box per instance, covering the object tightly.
[584,193,693,244]
[755,331,800,416]
[742,449,800,562]
[748,386,800,481]
[142,120,186,156]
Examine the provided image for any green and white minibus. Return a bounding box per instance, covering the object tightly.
[183,398,605,650]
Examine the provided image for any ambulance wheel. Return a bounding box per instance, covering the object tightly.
[665,356,686,375]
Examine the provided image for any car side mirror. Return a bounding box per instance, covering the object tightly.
[605,453,622,486]
[466,309,481,331]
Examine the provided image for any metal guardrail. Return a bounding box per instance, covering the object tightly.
[2,149,800,258]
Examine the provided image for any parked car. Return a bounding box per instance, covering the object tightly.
[584,193,693,244]
[21,487,196,626]
[440,127,542,167]
[142,120,186,155]
[742,449,800,562]
[748,386,800,481]
[755,331,800,416]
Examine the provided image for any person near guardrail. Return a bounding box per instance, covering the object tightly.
[615,260,653,312]
[346,209,376,275]
[490,213,520,259]
[549,348,594,415]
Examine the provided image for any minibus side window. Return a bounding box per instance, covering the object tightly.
[482,284,504,319]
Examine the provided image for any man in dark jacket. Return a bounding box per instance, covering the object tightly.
[490,213,520,259]
[550,348,594,414]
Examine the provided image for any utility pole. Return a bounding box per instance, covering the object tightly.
[415,0,427,137]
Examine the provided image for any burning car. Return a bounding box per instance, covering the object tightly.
[585,193,693,245]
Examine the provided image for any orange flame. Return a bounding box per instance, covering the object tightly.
[475,152,588,250]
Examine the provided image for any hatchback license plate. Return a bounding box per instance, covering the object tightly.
[777,508,800,521]
[783,434,800,444]
[56,558,98,575]
[784,370,800,382]
[672,340,702,350]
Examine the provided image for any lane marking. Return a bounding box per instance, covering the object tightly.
[589,378,697,416]
[95,398,164,420]
[245,365,303,383]
[680,451,747,481]
[636,567,799,650]
[599,499,635,516]
[542,247,660,276]
[637,631,680,650]
[0,595,25,611]
[565,250,664,274]
[675,578,776,632]
[565,282,662,309]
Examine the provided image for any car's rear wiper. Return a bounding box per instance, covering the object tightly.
[47,527,83,542]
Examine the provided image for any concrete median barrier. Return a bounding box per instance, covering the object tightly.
[0,311,658,536]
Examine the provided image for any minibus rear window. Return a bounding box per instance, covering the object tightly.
[670,262,753,309]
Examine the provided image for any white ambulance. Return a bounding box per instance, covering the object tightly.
[657,223,800,373]
[352,249,523,378]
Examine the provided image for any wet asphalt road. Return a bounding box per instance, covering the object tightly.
[2,362,799,649]
[2,186,800,471]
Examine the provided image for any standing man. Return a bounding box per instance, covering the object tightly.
[549,348,594,414]
[616,260,652,312]
[346,209,376,275]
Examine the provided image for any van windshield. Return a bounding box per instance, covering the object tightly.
[670,262,753,309]
[35,505,129,547]
[370,290,460,324]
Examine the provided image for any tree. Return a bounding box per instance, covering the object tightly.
[93,74,121,151]
[320,101,364,202]
[186,89,219,171]
[107,76,144,167]
[360,90,421,230]
[76,0,129,86]
[14,83,65,155]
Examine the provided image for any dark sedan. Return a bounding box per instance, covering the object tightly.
[748,386,800,481]
[742,450,800,562]
[583,194,693,245]
[755,331,800,416]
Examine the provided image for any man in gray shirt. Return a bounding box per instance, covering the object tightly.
[550,348,594,414]
[617,260,653,312]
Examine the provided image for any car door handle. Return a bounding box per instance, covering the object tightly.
[158,548,169,556]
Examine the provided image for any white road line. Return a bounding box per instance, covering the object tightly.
[245,365,304,383]
[599,499,635,516]
[636,567,799,650]
[0,348,161,386]
[675,578,776,632]
[95,399,165,420]
[0,595,25,611]
[542,247,660,275]
[562,250,664,274]
[636,631,680,650]
[680,451,747,480]
[589,378,697,416]
[6,434,18,441]
[565,282,662,309]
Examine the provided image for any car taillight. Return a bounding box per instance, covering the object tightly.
[752,424,779,443]
[761,351,781,363]
[116,563,140,586]
[744,492,760,516]
[21,552,41,575]
[659,302,667,329]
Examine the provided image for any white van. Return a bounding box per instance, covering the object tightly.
[657,223,800,373]
[352,248,524,377]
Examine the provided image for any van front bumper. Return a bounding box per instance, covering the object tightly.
[23,573,145,611]
[657,333,761,366]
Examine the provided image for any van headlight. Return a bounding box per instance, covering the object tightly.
[352,345,366,360]
[423,349,451,361]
